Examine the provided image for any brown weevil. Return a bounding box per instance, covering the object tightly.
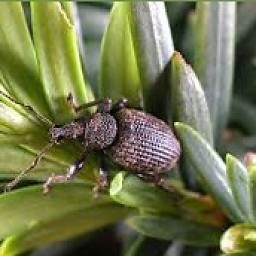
[2,91,181,195]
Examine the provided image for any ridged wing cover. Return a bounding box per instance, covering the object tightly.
[106,109,181,174]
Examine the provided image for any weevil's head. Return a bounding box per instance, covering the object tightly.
[50,121,85,143]
[50,125,65,143]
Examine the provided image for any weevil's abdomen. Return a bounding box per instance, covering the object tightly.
[106,109,181,174]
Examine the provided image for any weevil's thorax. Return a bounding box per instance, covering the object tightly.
[84,112,117,150]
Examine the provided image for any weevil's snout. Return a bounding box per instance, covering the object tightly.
[50,125,65,143]
[50,122,85,143]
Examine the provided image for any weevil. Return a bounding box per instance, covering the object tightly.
[2,91,181,195]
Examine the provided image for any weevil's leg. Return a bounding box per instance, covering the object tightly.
[134,172,181,200]
[0,90,53,126]
[43,151,88,194]
[111,98,128,113]
[97,98,112,113]
[93,157,109,198]
[67,93,112,113]
[5,141,55,192]
[67,93,79,111]
[135,172,164,186]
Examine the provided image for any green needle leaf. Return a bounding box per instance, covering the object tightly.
[110,172,178,214]
[226,154,253,223]
[31,2,93,122]
[170,52,213,189]
[175,122,243,222]
[0,143,62,180]
[0,183,129,238]
[249,167,256,222]
[128,2,174,111]
[0,2,49,116]
[194,2,236,140]
[0,204,129,256]
[100,2,141,106]
[170,52,213,145]
[110,172,226,228]
[127,214,222,246]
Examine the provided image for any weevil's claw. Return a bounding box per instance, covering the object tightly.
[157,178,184,201]
[43,174,54,194]
[93,175,108,198]
[157,178,173,191]
[67,93,79,112]
[4,183,12,193]
[43,182,51,195]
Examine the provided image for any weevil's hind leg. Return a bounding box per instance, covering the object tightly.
[135,172,165,188]
[67,93,112,113]
[43,151,88,194]
[93,157,109,198]
[134,172,182,200]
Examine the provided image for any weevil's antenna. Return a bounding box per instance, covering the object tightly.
[0,90,53,126]
[5,140,55,192]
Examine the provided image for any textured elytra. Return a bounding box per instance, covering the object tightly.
[105,109,181,174]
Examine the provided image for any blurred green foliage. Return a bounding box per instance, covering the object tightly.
[0,2,256,256]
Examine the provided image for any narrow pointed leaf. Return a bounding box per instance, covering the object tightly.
[0,143,62,179]
[170,52,213,189]
[110,172,179,214]
[110,172,226,228]
[0,96,38,134]
[0,138,97,182]
[127,214,222,246]
[128,2,174,111]
[100,2,141,106]
[175,122,243,222]
[249,168,256,222]
[0,183,130,239]
[31,2,93,122]
[0,205,129,256]
[170,52,213,144]
[0,2,49,115]
[226,154,253,222]
[194,2,236,140]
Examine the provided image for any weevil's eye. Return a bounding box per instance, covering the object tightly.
[50,125,65,142]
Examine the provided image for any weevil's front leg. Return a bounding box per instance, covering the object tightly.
[67,93,112,113]
[110,98,128,113]
[43,151,87,194]
[93,157,109,197]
